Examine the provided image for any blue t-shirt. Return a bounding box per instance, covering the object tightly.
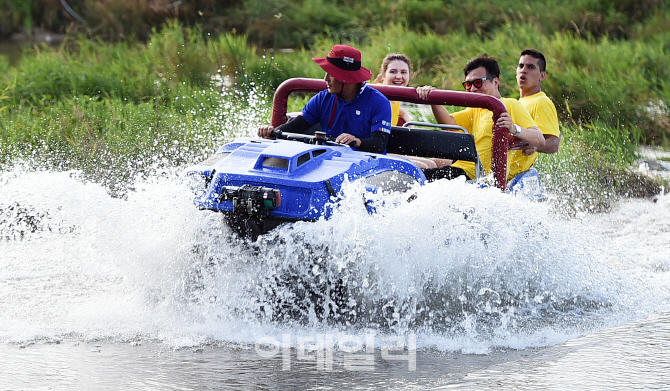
[300,83,392,147]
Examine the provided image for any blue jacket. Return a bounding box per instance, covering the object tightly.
[300,83,392,145]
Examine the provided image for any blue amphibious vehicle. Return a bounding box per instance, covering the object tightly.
[183,78,542,238]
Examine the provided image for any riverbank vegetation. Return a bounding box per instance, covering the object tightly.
[2,0,668,46]
[1,2,669,210]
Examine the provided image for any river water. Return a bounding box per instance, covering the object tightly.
[1,162,670,389]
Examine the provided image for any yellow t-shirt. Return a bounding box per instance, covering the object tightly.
[510,92,561,175]
[451,97,537,180]
[390,100,401,126]
[518,91,560,138]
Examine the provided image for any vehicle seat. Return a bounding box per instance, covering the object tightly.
[386,126,485,179]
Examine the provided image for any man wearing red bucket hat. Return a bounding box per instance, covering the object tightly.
[259,44,392,153]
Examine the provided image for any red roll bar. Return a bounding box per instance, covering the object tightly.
[271,78,509,190]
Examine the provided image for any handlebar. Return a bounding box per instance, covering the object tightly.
[402,122,470,134]
[269,130,349,147]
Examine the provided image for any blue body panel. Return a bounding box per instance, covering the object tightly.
[505,167,545,201]
[184,135,545,239]
[184,137,426,221]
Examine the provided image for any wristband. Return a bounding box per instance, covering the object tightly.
[512,124,522,137]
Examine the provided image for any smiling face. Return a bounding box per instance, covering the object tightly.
[381,59,410,87]
[517,54,546,96]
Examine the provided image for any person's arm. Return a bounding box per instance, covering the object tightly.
[398,106,411,124]
[357,131,390,153]
[259,91,326,138]
[540,134,560,153]
[334,131,390,153]
[497,112,544,149]
[431,105,457,125]
[517,125,546,149]
[416,85,456,125]
[501,101,545,149]
[276,115,312,134]
[525,96,561,154]
[258,116,313,138]
[524,134,560,155]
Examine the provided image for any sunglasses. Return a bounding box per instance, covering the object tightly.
[462,77,495,90]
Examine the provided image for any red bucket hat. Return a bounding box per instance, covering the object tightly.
[313,44,372,84]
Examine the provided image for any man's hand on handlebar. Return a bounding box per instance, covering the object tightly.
[257,126,357,147]
[334,133,361,148]
[258,125,275,139]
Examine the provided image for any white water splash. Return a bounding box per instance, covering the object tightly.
[3,167,669,353]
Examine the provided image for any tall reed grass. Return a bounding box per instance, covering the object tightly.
[3,0,667,47]
[1,22,668,204]
[3,22,669,141]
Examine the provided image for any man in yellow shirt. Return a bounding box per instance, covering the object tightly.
[516,49,561,155]
[417,54,545,181]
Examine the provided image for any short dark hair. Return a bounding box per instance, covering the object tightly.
[520,49,546,72]
[463,53,500,78]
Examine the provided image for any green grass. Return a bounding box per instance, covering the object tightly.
[6,0,668,46]
[1,21,668,207]
[4,22,669,146]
